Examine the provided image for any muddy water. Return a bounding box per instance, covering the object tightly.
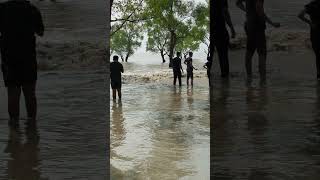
[110,61,210,179]
[211,51,320,179]
[0,71,107,179]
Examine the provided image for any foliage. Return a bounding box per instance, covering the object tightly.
[111,23,143,62]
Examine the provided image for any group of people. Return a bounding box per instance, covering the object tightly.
[171,51,198,87]
[212,0,320,81]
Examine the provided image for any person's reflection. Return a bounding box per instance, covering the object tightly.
[314,82,320,167]
[246,80,269,137]
[111,99,125,148]
[173,87,183,112]
[211,79,233,179]
[212,79,230,129]
[187,87,194,110]
[5,124,41,180]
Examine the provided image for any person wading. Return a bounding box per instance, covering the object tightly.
[212,0,236,78]
[110,55,124,100]
[236,0,280,80]
[299,0,320,80]
[0,0,44,127]
[172,52,184,87]
[184,52,197,86]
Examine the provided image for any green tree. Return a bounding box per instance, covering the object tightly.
[144,0,196,67]
[111,23,143,62]
[146,23,170,63]
[111,0,145,36]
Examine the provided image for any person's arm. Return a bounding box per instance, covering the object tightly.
[236,0,246,12]
[256,0,280,28]
[193,65,198,70]
[32,6,44,36]
[203,64,207,69]
[121,64,124,73]
[298,9,312,25]
[224,7,236,38]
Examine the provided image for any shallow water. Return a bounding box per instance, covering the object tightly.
[0,71,107,179]
[110,62,210,179]
[211,51,320,179]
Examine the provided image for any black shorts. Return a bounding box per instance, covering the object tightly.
[187,72,193,78]
[111,80,121,89]
[1,64,37,87]
[245,24,267,53]
[311,28,320,51]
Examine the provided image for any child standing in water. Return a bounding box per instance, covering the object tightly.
[299,0,320,79]
[184,52,198,86]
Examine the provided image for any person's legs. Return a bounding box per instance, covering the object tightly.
[311,30,320,79]
[7,85,21,126]
[112,89,117,100]
[257,31,267,80]
[216,38,230,78]
[245,50,255,77]
[117,89,122,99]
[173,71,177,86]
[22,82,37,122]
[186,74,190,86]
[178,72,182,86]
[191,73,194,86]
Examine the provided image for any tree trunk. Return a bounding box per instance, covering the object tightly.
[125,53,129,62]
[169,30,176,68]
[160,50,166,63]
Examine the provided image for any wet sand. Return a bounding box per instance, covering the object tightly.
[211,50,320,179]
[110,62,210,179]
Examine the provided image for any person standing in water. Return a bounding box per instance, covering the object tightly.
[184,52,197,86]
[110,55,124,100]
[0,0,44,127]
[172,52,184,86]
[212,0,236,78]
[299,0,320,79]
[204,56,212,87]
[236,0,280,80]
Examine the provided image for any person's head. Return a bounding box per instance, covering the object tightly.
[189,52,193,57]
[176,52,181,57]
[113,55,119,62]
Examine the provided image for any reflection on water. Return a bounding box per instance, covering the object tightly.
[212,75,320,179]
[111,79,210,179]
[0,71,107,179]
[4,125,42,180]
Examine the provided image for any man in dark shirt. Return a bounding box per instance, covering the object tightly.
[236,0,280,80]
[110,55,124,100]
[212,0,236,78]
[0,0,44,127]
[298,0,320,79]
[204,56,212,87]
[172,52,184,86]
[184,52,197,86]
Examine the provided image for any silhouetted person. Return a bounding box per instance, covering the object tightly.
[110,55,124,100]
[212,0,235,78]
[204,56,212,86]
[236,0,280,80]
[0,0,44,127]
[298,0,320,79]
[184,52,197,86]
[172,52,184,86]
